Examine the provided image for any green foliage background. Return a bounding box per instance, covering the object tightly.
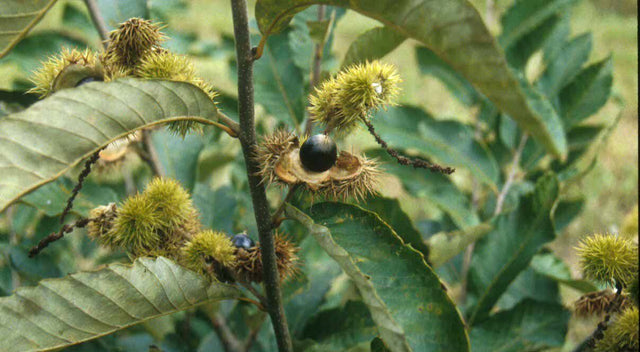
[0,0,636,351]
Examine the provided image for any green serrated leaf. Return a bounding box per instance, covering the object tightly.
[0,257,242,352]
[469,299,570,352]
[360,197,430,259]
[0,78,223,213]
[255,0,568,158]
[342,27,406,68]
[286,203,469,352]
[0,0,57,58]
[467,174,559,325]
[559,57,613,128]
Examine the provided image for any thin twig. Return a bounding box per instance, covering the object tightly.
[29,217,92,257]
[60,148,104,224]
[494,133,528,216]
[361,117,455,174]
[209,312,244,352]
[141,130,165,176]
[217,111,241,137]
[229,0,293,351]
[83,0,109,44]
[303,5,327,136]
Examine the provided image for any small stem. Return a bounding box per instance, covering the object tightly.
[217,111,242,137]
[141,130,165,176]
[362,117,455,174]
[60,148,104,224]
[494,133,528,216]
[29,217,93,257]
[271,184,301,227]
[209,312,244,352]
[83,0,109,44]
[303,5,327,136]
[229,0,293,351]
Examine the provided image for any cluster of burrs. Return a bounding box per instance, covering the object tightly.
[88,177,298,283]
[573,229,639,352]
[29,18,216,137]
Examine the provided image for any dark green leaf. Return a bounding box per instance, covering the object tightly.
[371,337,392,352]
[504,15,561,70]
[360,197,430,258]
[255,0,568,157]
[0,79,222,213]
[192,184,238,234]
[538,33,592,97]
[559,57,613,128]
[372,106,500,188]
[553,198,584,232]
[302,301,376,350]
[254,31,306,128]
[415,47,479,106]
[0,0,57,58]
[468,174,559,325]
[151,129,205,191]
[495,267,560,311]
[499,0,579,50]
[285,235,342,336]
[469,299,570,352]
[530,252,598,293]
[0,257,242,352]
[287,203,469,352]
[342,27,406,68]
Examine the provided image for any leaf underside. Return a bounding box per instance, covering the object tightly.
[0,78,219,213]
[0,0,58,58]
[0,257,242,352]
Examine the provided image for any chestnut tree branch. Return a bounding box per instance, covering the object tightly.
[229,0,293,351]
[83,0,109,44]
